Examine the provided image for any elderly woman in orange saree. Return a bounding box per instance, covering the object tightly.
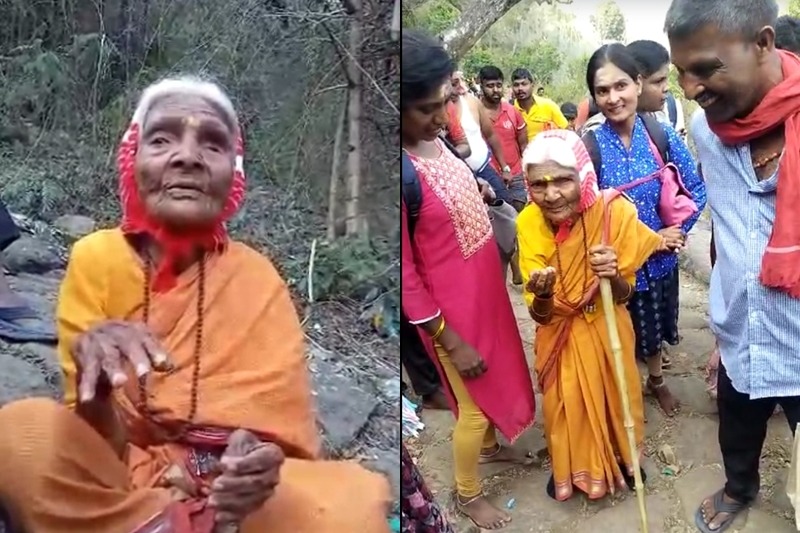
[0,77,390,533]
[516,130,667,502]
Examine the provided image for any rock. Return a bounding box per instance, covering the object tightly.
[53,215,96,241]
[680,217,712,285]
[0,350,59,406]
[579,492,674,531]
[308,347,381,452]
[361,447,401,502]
[3,235,63,274]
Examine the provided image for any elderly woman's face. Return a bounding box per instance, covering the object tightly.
[526,161,581,226]
[136,94,235,230]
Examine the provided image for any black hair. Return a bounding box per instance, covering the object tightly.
[665,0,778,41]
[511,68,533,82]
[586,43,640,98]
[401,30,455,110]
[560,102,578,119]
[775,15,800,55]
[478,66,504,83]
[626,40,671,77]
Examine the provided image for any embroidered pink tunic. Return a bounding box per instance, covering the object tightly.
[402,141,535,441]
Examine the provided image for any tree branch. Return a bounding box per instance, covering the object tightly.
[440,0,571,62]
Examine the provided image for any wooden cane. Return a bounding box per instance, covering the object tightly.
[599,278,648,532]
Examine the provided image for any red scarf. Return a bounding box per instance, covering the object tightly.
[117,122,246,293]
[708,50,800,298]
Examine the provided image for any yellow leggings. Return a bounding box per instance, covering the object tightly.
[436,345,498,498]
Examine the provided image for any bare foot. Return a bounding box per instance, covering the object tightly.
[697,489,746,531]
[457,493,511,530]
[648,376,679,415]
[479,444,537,466]
[422,389,449,410]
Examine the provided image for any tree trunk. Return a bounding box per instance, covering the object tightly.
[441,0,525,61]
[437,0,563,62]
[326,101,347,241]
[344,0,365,237]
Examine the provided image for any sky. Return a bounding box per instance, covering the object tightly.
[561,0,790,47]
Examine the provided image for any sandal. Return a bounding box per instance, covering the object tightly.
[694,488,748,533]
[661,354,672,370]
[647,376,679,416]
[457,492,510,530]
[479,444,537,466]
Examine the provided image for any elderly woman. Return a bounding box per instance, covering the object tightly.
[0,77,390,533]
[517,129,667,501]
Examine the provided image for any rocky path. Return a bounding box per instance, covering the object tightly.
[410,220,797,532]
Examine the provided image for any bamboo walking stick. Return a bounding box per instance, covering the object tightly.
[598,278,649,532]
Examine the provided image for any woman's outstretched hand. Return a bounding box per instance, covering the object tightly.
[73,320,172,403]
[210,429,285,527]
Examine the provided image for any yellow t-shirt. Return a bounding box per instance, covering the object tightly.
[514,97,568,141]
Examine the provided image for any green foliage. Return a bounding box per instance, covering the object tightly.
[591,0,626,43]
[789,0,800,17]
[293,236,399,302]
[0,0,399,303]
[411,0,460,36]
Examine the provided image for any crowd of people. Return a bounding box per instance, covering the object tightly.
[402,1,800,532]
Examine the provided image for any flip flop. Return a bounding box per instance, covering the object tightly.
[479,445,537,466]
[694,488,748,533]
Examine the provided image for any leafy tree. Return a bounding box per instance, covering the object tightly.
[789,0,800,17]
[591,0,626,43]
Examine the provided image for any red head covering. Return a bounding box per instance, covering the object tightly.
[116,82,246,293]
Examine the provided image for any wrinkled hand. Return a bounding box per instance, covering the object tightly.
[658,225,685,251]
[526,267,556,297]
[73,320,172,403]
[588,244,619,279]
[446,340,487,379]
[502,169,512,184]
[477,178,496,203]
[210,429,285,527]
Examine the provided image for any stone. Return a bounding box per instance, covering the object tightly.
[361,447,401,501]
[679,217,712,285]
[671,416,722,467]
[579,492,674,531]
[669,375,717,415]
[3,235,63,274]
[0,350,59,406]
[308,351,380,452]
[53,214,96,241]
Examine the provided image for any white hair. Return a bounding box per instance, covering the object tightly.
[131,76,237,131]
[521,134,578,172]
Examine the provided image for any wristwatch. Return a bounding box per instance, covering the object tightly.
[502,165,511,173]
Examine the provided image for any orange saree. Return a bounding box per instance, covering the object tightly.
[517,195,663,501]
[0,229,390,532]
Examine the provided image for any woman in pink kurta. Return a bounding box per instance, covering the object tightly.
[401,30,535,531]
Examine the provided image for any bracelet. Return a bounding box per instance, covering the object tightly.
[617,279,634,303]
[431,318,446,340]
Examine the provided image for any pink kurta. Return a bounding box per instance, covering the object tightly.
[402,140,535,442]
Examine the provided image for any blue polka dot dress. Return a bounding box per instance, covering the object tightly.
[591,116,707,360]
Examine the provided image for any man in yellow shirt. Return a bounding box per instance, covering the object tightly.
[511,68,568,141]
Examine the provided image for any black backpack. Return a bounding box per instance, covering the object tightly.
[402,137,478,237]
[581,113,670,180]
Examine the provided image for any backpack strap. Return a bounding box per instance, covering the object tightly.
[401,151,423,237]
[641,113,670,164]
[666,94,678,128]
[581,129,603,180]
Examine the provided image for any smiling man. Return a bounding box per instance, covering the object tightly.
[666,0,800,531]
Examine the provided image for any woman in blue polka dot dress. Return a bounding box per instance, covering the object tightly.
[583,43,707,415]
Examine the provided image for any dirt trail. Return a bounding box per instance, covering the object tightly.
[409,272,797,532]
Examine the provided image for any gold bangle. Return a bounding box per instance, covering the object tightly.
[431,317,446,340]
